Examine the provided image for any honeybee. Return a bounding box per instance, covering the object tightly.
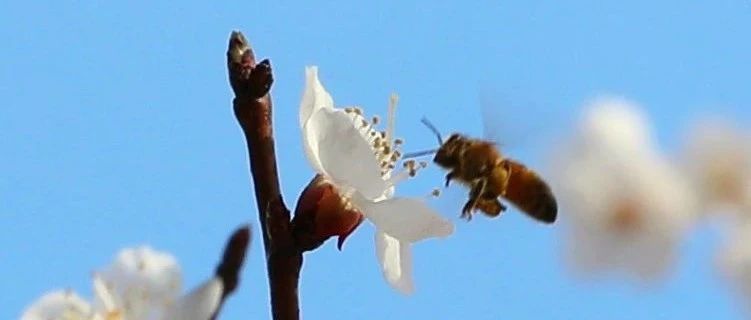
[408,119,557,223]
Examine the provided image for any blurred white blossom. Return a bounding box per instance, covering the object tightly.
[718,222,751,312]
[299,66,453,294]
[550,97,698,281]
[683,120,751,217]
[21,246,222,320]
[20,291,95,320]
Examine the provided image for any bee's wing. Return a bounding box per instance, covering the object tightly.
[501,159,557,223]
[479,91,505,145]
[478,89,562,151]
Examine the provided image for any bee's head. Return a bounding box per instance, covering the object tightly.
[401,118,462,165]
[433,133,466,168]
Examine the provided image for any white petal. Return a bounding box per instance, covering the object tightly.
[358,197,454,243]
[97,246,183,318]
[299,66,334,128]
[375,230,415,294]
[582,97,652,153]
[308,108,388,199]
[92,274,118,313]
[302,111,327,176]
[162,277,223,320]
[21,290,95,320]
[564,223,678,281]
[718,222,751,310]
[300,66,335,176]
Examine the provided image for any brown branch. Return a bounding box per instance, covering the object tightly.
[227,31,302,320]
[211,225,251,320]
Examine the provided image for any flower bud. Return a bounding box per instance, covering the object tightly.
[291,175,364,251]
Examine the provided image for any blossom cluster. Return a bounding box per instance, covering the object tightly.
[548,98,751,308]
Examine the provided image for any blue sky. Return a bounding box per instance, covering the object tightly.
[3,1,751,319]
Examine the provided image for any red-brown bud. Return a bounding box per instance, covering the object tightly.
[291,175,364,251]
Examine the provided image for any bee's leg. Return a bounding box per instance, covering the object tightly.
[460,200,473,220]
[476,198,505,217]
[444,171,457,187]
[480,191,507,213]
[461,179,487,220]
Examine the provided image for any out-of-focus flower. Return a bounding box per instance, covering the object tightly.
[295,66,453,294]
[20,291,96,320]
[683,120,751,216]
[718,222,751,312]
[21,246,222,320]
[550,97,697,281]
[683,120,751,313]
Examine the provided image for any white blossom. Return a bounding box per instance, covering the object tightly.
[686,121,751,314]
[21,246,222,320]
[550,97,697,281]
[718,222,751,313]
[682,119,751,217]
[299,66,453,294]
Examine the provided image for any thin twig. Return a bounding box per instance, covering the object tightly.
[227,31,302,320]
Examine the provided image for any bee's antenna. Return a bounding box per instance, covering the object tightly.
[402,148,439,159]
[420,117,443,145]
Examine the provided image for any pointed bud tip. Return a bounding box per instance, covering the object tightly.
[336,213,364,251]
[336,237,346,251]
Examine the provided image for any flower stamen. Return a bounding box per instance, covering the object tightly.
[382,145,391,157]
[386,93,398,142]
[386,169,413,186]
